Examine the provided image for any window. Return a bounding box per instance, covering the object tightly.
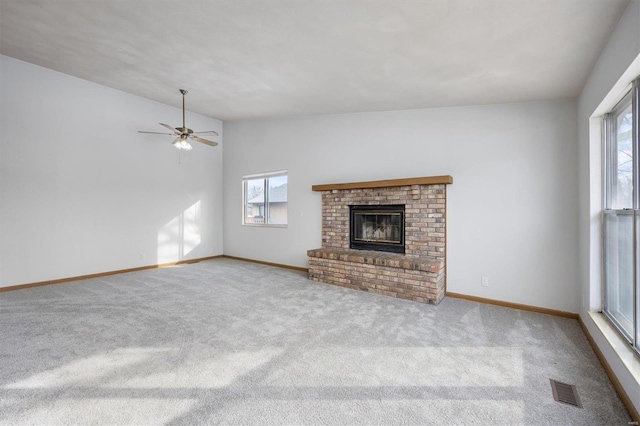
[603,77,639,355]
[243,171,288,226]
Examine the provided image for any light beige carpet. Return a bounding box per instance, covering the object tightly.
[0,258,630,425]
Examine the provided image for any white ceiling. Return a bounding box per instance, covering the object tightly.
[0,0,631,121]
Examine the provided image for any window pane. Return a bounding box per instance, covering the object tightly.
[244,178,265,224]
[610,100,633,209]
[604,212,634,338]
[267,175,287,225]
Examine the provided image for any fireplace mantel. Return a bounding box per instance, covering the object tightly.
[312,175,453,192]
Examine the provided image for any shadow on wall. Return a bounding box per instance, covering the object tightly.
[157,200,202,263]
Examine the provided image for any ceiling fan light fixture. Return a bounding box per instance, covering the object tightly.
[173,135,192,151]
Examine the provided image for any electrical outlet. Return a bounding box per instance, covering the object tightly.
[481,276,489,287]
[139,253,146,261]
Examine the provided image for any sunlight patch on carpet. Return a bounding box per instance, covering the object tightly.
[264,347,524,387]
[206,399,525,424]
[5,347,285,390]
[0,398,196,425]
[4,348,165,389]
[108,348,284,388]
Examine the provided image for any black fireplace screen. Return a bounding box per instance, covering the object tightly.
[350,205,405,253]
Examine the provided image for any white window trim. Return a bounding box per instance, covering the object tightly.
[242,170,288,228]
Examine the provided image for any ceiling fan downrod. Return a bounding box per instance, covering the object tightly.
[179,89,188,130]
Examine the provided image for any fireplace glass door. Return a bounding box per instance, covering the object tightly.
[350,205,405,253]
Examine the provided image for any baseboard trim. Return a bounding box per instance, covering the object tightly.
[445,292,579,319]
[578,316,640,423]
[0,255,224,293]
[222,255,309,273]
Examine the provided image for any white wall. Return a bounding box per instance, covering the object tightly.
[224,100,579,312]
[0,55,224,288]
[577,0,640,415]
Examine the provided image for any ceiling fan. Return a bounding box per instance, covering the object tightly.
[138,89,218,150]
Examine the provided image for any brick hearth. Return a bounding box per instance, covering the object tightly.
[308,176,452,305]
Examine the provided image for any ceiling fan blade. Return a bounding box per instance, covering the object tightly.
[159,123,180,134]
[192,130,219,136]
[190,135,219,147]
[138,131,174,135]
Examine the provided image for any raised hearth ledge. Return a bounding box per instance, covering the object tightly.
[311,175,453,191]
[307,248,443,272]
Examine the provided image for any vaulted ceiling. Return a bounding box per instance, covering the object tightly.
[0,0,631,120]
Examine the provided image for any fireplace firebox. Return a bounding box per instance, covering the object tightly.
[350,205,405,253]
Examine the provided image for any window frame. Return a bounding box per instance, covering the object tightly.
[242,170,288,227]
[602,77,640,356]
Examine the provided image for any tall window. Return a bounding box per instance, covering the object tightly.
[243,171,288,226]
[603,77,639,355]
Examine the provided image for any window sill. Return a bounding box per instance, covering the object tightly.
[242,224,288,228]
[588,311,640,384]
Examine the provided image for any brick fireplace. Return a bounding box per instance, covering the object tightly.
[307,176,452,304]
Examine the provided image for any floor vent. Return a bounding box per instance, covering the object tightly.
[550,379,582,408]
